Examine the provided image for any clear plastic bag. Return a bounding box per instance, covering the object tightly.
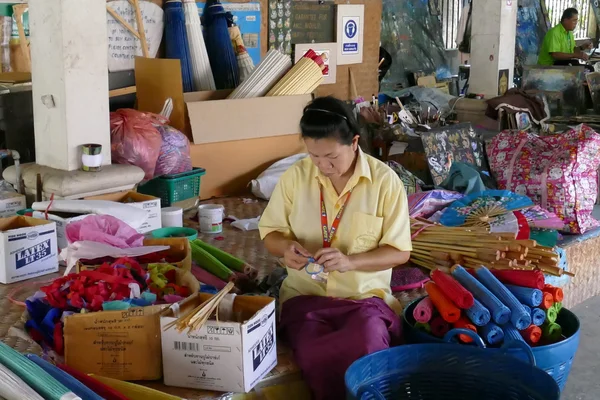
[110,109,166,180]
[154,124,193,176]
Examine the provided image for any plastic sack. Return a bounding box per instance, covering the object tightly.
[154,124,193,176]
[110,109,165,180]
[66,215,144,248]
[251,153,308,200]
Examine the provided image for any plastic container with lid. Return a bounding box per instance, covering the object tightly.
[161,206,183,228]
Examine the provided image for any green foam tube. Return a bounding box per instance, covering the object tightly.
[190,242,234,281]
[414,322,431,333]
[542,321,563,343]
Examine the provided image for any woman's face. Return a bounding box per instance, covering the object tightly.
[304,135,359,179]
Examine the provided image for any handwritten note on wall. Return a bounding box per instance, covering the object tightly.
[290,1,334,45]
[107,0,164,72]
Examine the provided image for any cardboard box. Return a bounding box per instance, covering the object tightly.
[184,90,312,145]
[84,191,161,233]
[0,216,58,284]
[161,294,277,393]
[64,238,198,381]
[0,192,26,217]
[32,211,89,250]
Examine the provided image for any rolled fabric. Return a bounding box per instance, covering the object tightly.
[488,270,545,290]
[541,292,554,310]
[505,284,543,307]
[543,284,564,302]
[424,282,461,323]
[465,298,491,326]
[545,306,558,324]
[414,322,431,333]
[531,308,546,326]
[520,324,542,345]
[413,297,434,323]
[476,267,532,330]
[502,324,527,343]
[542,321,563,343]
[452,266,511,325]
[430,315,451,338]
[431,269,474,309]
[453,316,477,343]
[554,301,563,312]
[480,322,504,345]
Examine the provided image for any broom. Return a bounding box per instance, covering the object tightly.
[182,0,215,91]
[164,0,194,92]
[203,0,239,89]
[228,25,254,83]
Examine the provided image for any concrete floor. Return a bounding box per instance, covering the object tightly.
[561,297,600,399]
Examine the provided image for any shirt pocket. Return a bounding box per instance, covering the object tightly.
[348,212,384,255]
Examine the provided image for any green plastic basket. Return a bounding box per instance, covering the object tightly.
[138,167,206,207]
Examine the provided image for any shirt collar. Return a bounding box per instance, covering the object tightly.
[557,23,568,35]
[314,147,372,189]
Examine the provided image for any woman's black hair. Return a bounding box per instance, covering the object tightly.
[299,96,360,146]
[561,8,578,22]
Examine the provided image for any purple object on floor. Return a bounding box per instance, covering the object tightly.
[391,267,430,292]
[280,295,401,400]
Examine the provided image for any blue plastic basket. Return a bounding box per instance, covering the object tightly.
[403,297,580,391]
[345,332,560,400]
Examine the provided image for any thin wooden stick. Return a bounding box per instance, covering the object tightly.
[132,0,149,57]
[106,6,141,39]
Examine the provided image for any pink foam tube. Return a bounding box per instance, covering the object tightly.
[413,297,434,323]
[191,265,227,290]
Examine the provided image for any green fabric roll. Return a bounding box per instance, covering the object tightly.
[546,306,558,323]
[554,302,563,312]
[414,322,432,333]
[542,321,563,343]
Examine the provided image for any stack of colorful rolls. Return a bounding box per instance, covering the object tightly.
[412,265,566,347]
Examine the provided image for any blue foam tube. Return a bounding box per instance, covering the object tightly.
[476,267,532,330]
[522,304,532,316]
[480,322,504,345]
[531,307,546,326]
[465,298,491,326]
[451,266,511,325]
[26,354,103,400]
[505,284,543,307]
[502,324,527,344]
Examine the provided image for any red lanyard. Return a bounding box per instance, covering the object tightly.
[320,187,352,248]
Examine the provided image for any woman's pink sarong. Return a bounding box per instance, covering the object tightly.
[279,295,402,399]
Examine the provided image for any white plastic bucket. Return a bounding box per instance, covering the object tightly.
[198,204,225,233]
[161,207,183,228]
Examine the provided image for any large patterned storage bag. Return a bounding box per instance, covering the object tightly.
[487,125,600,234]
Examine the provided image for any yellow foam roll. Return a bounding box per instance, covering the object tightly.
[88,374,182,400]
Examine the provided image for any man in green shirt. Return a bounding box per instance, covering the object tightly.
[538,8,592,66]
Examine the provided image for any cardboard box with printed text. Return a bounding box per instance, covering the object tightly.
[63,238,197,381]
[0,216,58,284]
[161,294,277,393]
[84,191,161,233]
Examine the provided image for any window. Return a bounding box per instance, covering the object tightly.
[441,0,464,50]
[545,0,595,39]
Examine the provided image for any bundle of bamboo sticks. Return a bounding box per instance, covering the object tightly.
[266,49,327,96]
[410,218,573,277]
[163,282,235,333]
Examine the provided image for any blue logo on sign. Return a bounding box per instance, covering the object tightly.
[344,20,357,39]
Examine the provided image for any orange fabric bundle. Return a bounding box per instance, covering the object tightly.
[541,292,554,310]
[425,281,461,323]
[453,316,477,343]
[543,284,564,303]
[520,324,542,345]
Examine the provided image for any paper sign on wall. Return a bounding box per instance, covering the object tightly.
[336,4,364,65]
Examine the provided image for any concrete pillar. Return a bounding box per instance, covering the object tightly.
[469,0,517,99]
[29,0,111,171]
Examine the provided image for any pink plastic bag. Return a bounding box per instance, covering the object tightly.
[488,125,600,234]
[110,109,166,180]
[66,215,144,248]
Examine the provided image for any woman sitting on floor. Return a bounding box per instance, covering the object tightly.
[258,96,412,399]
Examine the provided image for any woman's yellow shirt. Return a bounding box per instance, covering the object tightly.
[258,149,413,314]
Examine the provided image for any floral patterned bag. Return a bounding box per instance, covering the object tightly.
[487,125,600,234]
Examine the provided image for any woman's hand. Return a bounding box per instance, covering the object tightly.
[283,241,312,270]
[315,248,355,273]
